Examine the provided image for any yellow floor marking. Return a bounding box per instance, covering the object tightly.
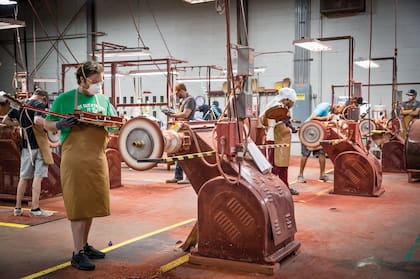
[101,218,196,253]
[0,206,58,229]
[21,262,72,279]
[326,168,334,174]
[296,187,333,203]
[0,222,29,228]
[159,253,191,273]
[0,205,58,214]
[22,218,196,279]
[290,168,335,186]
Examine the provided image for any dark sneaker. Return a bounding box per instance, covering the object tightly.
[289,188,300,195]
[84,243,105,259]
[71,250,95,270]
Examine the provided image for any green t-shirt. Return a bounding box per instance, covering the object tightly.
[46,89,117,144]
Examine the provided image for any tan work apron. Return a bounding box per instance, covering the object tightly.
[60,124,110,220]
[401,115,415,139]
[274,122,291,167]
[32,125,54,165]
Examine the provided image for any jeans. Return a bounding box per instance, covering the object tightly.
[175,161,183,180]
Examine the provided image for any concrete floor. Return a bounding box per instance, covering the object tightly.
[0,156,419,279]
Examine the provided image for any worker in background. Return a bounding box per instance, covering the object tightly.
[210,100,222,119]
[2,90,54,217]
[400,89,420,139]
[164,83,196,184]
[0,93,11,116]
[195,104,208,120]
[44,61,118,271]
[297,102,345,183]
[260,87,299,195]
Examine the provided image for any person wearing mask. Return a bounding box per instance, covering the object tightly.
[44,61,118,271]
[297,102,345,183]
[2,90,54,217]
[260,87,299,195]
[400,89,420,139]
[165,83,196,184]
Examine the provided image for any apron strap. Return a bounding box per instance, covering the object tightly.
[19,106,35,166]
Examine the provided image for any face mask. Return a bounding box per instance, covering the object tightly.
[87,83,102,95]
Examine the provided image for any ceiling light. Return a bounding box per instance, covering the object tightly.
[182,0,215,4]
[0,0,17,5]
[177,76,227,83]
[104,73,124,78]
[0,18,25,30]
[222,67,266,74]
[128,69,178,76]
[292,38,331,52]
[354,59,379,69]
[33,78,58,83]
[94,47,151,58]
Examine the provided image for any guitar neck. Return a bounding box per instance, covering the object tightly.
[4,93,124,127]
[21,103,68,119]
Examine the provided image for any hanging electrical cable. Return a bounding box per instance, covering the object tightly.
[29,1,87,78]
[239,0,248,45]
[145,0,173,58]
[44,0,79,64]
[13,4,27,73]
[27,0,71,65]
[127,0,147,49]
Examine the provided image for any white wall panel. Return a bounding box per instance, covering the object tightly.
[0,0,419,122]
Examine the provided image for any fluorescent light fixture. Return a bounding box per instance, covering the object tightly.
[33,78,59,83]
[128,69,178,76]
[182,0,215,4]
[354,59,379,69]
[177,76,227,83]
[104,73,124,78]
[94,47,151,58]
[222,67,266,74]
[292,38,331,52]
[0,18,25,30]
[254,67,266,73]
[0,0,17,5]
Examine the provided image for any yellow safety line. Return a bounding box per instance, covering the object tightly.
[21,218,196,279]
[101,218,196,252]
[296,187,333,204]
[289,168,334,186]
[0,222,29,228]
[0,206,58,229]
[0,205,59,214]
[159,253,191,273]
[21,262,72,279]
[291,168,335,203]
[325,168,334,174]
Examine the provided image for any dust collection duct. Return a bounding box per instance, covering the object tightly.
[118,117,300,269]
